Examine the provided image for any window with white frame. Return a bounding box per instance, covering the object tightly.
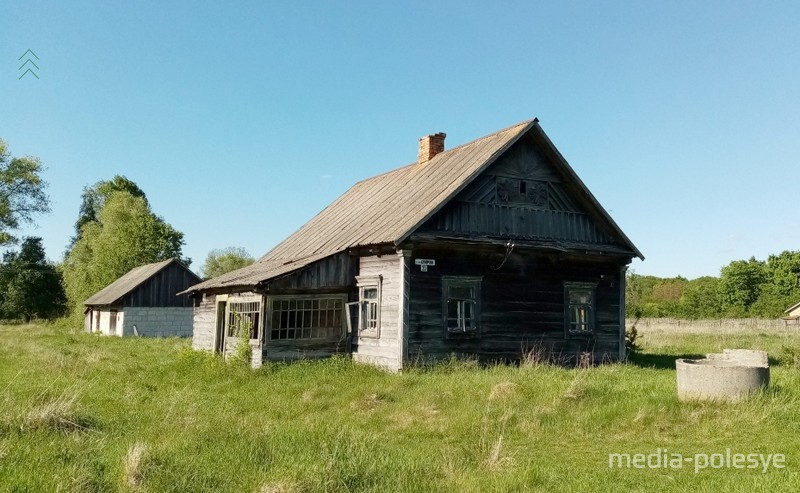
[354,275,381,338]
[269,296,345,341]
[564,282,596,336]
[227,298,261,340]
[442,276,481,337]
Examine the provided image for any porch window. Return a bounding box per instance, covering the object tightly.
[227,299,261,340]
[270,296,345,340]
[442,276,481,337]
[564,282,596,336]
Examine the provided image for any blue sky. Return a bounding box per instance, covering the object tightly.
[1,1,798,279]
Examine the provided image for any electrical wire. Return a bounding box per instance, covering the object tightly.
[490,241,515,271]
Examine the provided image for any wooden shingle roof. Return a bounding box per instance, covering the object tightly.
[85,258,198,306]
[185,119,641,293]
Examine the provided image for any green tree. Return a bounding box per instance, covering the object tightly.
[650,277,688,316]
[679,276,721,318]
[626,251,800,320]
[201,247,255,280]
[765,251,800,299]
[62,191,186,313]
[718,257,766,316]
[626,272,690,317]
[69,175,147,248]
[626,272,666,317]
[749,251,800,317]
[0,237,66,321]
[0,139,50,246]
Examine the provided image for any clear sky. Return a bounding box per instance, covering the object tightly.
[1,1,798,279]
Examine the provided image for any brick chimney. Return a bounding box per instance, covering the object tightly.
[418,132,446,165]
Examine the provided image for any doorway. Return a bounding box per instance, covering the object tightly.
[214,301,227,354]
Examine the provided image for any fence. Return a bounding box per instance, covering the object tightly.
[629,317,799,334]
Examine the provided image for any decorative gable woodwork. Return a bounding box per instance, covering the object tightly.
[419,135,617,247]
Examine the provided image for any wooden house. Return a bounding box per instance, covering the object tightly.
[183,119,643,369]
[84,258,201,337]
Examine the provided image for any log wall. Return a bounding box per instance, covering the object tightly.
[406,245,624,364]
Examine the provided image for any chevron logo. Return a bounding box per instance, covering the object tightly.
[18,49,39,80]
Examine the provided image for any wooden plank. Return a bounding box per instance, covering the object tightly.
[352,254,404,366]
[407,244,624,363]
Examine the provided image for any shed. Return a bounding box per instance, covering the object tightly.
[783,301,800,325]
[183,118,643,369]
[84,258,201,337]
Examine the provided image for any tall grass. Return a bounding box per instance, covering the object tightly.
[0,323,799,491]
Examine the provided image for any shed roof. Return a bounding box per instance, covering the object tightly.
[85,258,197,306]
[785,301,800,314]
[185,119,642,293]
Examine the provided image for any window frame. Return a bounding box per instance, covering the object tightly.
[226,295,262,341]
[441,276,482,339]
[563,282,597,338]
[267,294,347,342]
[355,275,382,339]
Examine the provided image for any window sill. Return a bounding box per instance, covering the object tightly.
[445,330,480,340]
[565,331,595,339]
[225,336,261,345]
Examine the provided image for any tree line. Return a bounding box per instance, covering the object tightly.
[0,138,253,323]
[626,251,800,319]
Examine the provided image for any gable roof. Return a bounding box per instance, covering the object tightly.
[185,119,642,293]
[85,258,199,306]
[785,301,800,314]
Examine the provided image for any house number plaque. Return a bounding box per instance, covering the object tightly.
[414,258,435,272]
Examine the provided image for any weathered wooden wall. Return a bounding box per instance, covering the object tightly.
[265,252,358,292]
[261,254,354,361]
[123,262,200,308]
[424,205,612,244]
[406,244,624,364]
[191,294,216,351]
[352,254,405,370]
[419,135,619,248]
[262,332,349,361]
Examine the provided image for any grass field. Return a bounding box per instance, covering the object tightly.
[1,322,799,492]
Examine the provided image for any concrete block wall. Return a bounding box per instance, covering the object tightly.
[122,307,193,338]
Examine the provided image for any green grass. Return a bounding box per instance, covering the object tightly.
[1,323,800,492]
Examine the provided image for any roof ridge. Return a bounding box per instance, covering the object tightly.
[352,119,535,186]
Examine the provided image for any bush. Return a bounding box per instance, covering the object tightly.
[625,324,640,354]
